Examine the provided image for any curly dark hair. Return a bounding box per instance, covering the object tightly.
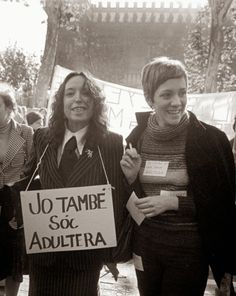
[48,72,108,146]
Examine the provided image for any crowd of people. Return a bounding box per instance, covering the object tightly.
[0,57,235,296]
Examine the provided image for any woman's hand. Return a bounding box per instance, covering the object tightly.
[135,195,179,218]
[120,145,141,185]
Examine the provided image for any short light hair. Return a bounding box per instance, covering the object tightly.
[141,56,188,106]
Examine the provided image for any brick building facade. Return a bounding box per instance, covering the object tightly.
[56,1,201,88]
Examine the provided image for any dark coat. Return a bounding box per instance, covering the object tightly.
[230,138,234,148]
[126,111,236,285]
[18,127,128,270]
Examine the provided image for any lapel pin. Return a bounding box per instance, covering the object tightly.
[85,149,93,158]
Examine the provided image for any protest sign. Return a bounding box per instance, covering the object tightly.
[20,184,116,254]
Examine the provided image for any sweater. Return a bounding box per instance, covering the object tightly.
[140,113,196,223]
[126,111,236,282]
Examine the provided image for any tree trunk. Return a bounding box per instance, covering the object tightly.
[32,0,61,108]
[204,0,233,93]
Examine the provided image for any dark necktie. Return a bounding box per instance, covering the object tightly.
[59,136,78,183]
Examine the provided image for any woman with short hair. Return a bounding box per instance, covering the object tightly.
[121,57,236,296]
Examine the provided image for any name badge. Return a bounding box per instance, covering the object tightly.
[143,160,169,177]
[160,190,187,197]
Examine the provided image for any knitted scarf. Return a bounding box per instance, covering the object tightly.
[146,111,189,141]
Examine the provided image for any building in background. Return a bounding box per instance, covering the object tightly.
[0,0,204,89]
[57,1,202,88]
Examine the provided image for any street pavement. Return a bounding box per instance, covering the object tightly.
[10,260,233,296]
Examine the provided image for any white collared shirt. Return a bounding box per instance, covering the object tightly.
[57,125,88,166]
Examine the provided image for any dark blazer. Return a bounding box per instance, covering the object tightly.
[230,137,234,148]
[20,127,128,270]
[126,111,236,285]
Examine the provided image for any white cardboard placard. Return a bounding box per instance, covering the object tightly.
[20,184,116,254]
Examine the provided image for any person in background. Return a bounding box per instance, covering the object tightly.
[0,83,33,296]
[14,71,128,296]
[26,111,44,131]
[38,107,48,126]
[120,57,236,296]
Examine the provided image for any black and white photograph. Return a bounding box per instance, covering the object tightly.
[0,0,236,295]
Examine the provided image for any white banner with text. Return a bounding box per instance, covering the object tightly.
[47,65,236,139]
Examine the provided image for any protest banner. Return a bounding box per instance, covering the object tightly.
[20,184,116,254]
[47,65,236,139]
